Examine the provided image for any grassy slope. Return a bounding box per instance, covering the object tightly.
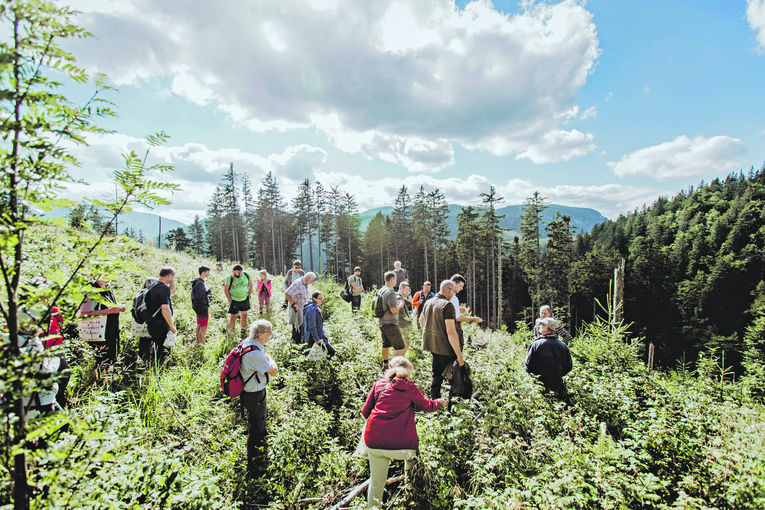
[11,224,765,509]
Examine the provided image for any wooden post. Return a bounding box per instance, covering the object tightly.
[647,342,655,371]
[157,216,162,249]
[612,258,625,331]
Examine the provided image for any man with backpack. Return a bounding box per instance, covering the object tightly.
[412,281,435,318]
[238,319,278,475]
[376,271,405,372]
[191,266,211,343]
[224,264,253,337]
[142,267,176,365]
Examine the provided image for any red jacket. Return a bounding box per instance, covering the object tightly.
[362,377,441,450]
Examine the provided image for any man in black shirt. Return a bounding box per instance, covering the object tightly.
[144,266,177,365]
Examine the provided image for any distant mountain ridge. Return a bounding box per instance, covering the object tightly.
[43,208,187,243]
[358,203,607,239]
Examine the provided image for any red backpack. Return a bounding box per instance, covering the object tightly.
[221,341,265,397]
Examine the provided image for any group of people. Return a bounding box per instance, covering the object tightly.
[12,256,574,509]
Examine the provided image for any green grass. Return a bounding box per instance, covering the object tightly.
[3,224,765,509]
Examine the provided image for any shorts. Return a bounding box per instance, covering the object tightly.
[380,323,405,350]
[228,298,251,315]
[196,315,209,327]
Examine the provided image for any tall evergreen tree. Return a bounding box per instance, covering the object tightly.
[188,215,205,255]
[520,191,548,316]
[544,213,574,319]
[292,179,314,270]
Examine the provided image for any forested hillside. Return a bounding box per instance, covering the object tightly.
[571,169,765,367]
[2,224,764,508]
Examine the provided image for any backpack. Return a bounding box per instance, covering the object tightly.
[371,289,387,318]
[226,272,250,288]
[132,282,160,324]
[221,341,267,397]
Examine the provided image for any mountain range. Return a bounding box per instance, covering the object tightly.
[357,203,607,239]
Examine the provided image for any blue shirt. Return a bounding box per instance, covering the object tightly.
[239,338,273,392]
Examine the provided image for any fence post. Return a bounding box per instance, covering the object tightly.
[647,342,655,371]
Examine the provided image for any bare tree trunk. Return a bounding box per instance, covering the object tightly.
[612,258,625,331]
[497,235,503,328]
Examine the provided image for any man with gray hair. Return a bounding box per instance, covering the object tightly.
[525,317,572,399]
[285,271,316,343]
[419,279,465,399]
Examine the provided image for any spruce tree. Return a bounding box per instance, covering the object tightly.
[520,191,548,316]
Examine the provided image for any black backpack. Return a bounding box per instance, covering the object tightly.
[132,282,159,324]
[371,289,387,318]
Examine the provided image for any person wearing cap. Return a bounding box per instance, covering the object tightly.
[525,317,572,399]
[347,266,364,312]
[533,305,573,343]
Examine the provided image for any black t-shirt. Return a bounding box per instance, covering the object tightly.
[147,281,173,326]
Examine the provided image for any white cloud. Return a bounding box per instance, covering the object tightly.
[580,106,597,120]
[62,133,661,222]
[607,135,746,181]
[69,0,600,170]
[748,0,765,52]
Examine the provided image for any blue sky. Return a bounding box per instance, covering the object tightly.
[61,0,765,223]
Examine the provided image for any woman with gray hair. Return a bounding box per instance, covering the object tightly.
[240,319,279,474]
[361,356,443,508]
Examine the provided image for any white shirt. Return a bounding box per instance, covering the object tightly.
[450,295,462,319]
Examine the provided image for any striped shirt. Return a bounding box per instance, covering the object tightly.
[285,277,311,308]
[239,338,273,393]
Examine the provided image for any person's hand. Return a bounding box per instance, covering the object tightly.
[473,317,483,324]
[170,326,177,334]
[435,398,446,407]
[227,299,232,305]
[119,306,127,313]
[460,305,467,314]
[458,357,465,366]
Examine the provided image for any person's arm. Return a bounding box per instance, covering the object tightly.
[247,274,253,298]
[361,383,378,419]
[418,310,426,329]
[457,314,482,324]
[407,383,443,412]
[223,278,232,303]
[161,304,176,333]
[445,319,464,366]
[264,354,278,376]
[561,347,573,376]
[525,345,536,373]
[82,305,125,316]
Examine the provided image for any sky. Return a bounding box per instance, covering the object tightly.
[58,0,765,224]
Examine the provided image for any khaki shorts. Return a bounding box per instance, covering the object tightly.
[380,323,405,350]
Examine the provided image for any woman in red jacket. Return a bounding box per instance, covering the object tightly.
[361,356,443,508]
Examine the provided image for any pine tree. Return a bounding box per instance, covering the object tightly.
[520,191,548,316]
[188,215,206,255]
[242,173,256,265]
[456,206,480,313]
[292,179,314,270]
[544,213,573,319]
[412,186,430,282]
[205,186,225,259]
[480,186,505,327]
